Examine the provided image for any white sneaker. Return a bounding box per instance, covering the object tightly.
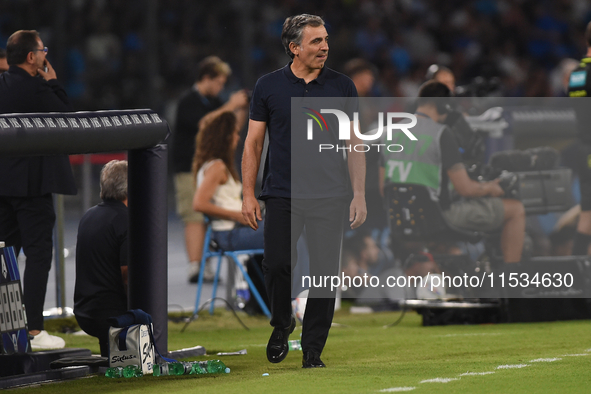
[30,330,66,350]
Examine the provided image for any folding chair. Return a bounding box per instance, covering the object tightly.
[193,220,271,318]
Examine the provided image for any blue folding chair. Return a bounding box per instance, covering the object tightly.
[193,220,271,318]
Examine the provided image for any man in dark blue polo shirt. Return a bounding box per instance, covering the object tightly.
[242,14,366,368]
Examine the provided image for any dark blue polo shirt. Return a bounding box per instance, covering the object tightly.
[250,63,358,199]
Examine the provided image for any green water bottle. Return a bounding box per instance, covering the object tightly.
[288,339,302,351]
[206,360,229,374]
[153,363,169,377]
[169,362,192,375]
[105,366,123,378]
[190,362,206,375]
[123,365,143,378]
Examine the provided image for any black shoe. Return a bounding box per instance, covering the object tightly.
[188,273,199,284]
[302,351,326,368]
[266,316,296,363]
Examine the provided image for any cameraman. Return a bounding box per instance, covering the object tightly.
[382,81,525,263]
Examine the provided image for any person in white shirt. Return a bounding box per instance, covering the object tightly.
[192,111,264,251]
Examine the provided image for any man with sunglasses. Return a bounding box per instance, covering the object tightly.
[0,30,76,350]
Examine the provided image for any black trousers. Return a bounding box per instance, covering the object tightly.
[0,194,55,331]
[75,315,113,357]
[263,197,347,354]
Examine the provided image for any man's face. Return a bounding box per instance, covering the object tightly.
[0,58,8,73]
[32,39,46,73]
[204,74,227,97]
[293,25,329,70]
[435,70,455,92]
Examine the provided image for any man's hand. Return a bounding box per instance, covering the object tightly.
[37,59,57,81]
[228,90,249,110]
[242,194,262,230]
[487,178,505,197]
[448,164,506,198]
[233,211,250,227]
[349,194,367,229]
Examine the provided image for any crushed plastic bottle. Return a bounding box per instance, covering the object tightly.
[105,366,123,378]
[123,365,143,378]
[153,363,169,376]
[153,360,230,377]
[168,362,193,376]
[190,362,206,375]
[206,360,229,374]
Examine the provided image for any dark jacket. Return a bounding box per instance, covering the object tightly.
[171,88,222,174]
[0,65,77,196]
[74,199,128,319]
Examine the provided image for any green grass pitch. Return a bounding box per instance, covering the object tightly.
[28,307,591,393]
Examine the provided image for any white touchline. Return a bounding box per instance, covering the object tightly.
[435,333,502,338]
[496,364,529,369]
[420,378,460,383]
[459,372,495,376]
[529,358,561,362]
[379,347,589,391]
[398,348,590,390]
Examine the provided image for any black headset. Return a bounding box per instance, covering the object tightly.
[433,82,452,115]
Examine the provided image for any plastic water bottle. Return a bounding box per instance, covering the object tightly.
[190,362,206,375]
[288,339,302,351]
[105,366,123,378]
[123,365,143,378]
[155,360,229,376]
[168,362,193,376]
[153,363,169,377]
[206,360,229,374]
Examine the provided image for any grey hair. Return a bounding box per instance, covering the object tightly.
[100,160,128,201]
[281,14,325,59]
